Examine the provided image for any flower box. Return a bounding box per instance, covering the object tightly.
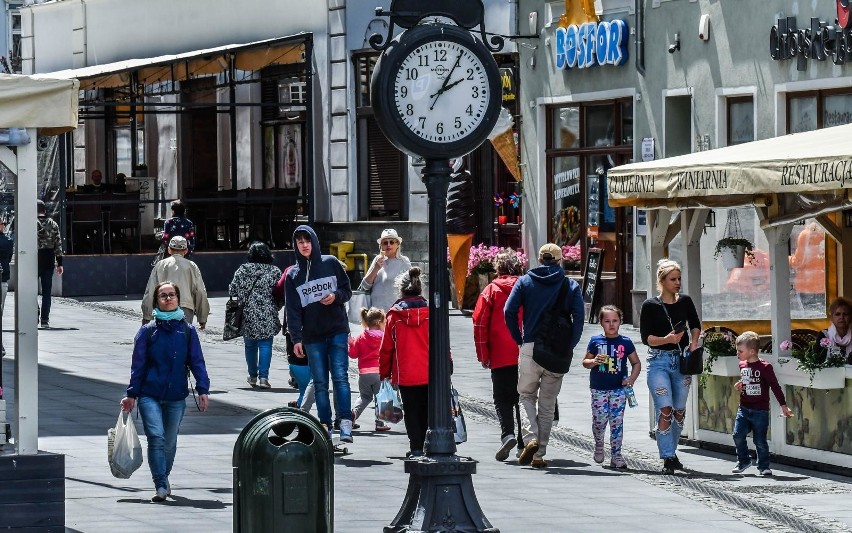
[775,358,847,389]
[707,356,741,377]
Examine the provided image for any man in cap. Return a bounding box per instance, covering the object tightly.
[142,236,209,328]
[504,243,584,468]
[37,200,64,328]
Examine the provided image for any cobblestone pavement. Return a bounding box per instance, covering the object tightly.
[1,296,850,532]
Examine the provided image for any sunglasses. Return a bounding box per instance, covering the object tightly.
[158,293,178,300]
[381,240,399,246]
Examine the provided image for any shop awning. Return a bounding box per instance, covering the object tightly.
[0,74,79,134]
[607,123,852,215]
[33,34,307,91]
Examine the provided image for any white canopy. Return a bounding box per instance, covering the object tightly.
[607,123,852,215]
[0,74,79,134]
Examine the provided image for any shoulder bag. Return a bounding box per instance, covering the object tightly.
[223,276,261,341]
[532,279,574,374]
[657,297,703,375]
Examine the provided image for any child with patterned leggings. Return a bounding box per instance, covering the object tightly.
[582,305,642,469]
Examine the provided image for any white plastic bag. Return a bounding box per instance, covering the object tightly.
[108,411,143,479]
[450,387,467,444]
[375,379,404,424]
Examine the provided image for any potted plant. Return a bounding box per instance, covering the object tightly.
[701,329,739,384]
[461,244,529,308]
[561,243,582,272]
[777,338,847,389]
[713,210,756,269]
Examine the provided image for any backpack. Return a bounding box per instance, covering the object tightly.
[532,279,574,373]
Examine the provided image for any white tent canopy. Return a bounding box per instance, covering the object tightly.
[607,123,852,222]
[0,74,79,133]
[0,74,78,456]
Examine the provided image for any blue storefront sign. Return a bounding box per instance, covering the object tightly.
[554,20,628,70]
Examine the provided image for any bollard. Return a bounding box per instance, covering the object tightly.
[233,407,333,532]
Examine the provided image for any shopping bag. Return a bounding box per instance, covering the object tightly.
[222,296,245,341]
[107,411,143,479]
[375,379,404,424]
[450,387,467,444]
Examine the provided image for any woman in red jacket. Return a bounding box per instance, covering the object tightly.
[473,251,524,461]
[379,266,429,456]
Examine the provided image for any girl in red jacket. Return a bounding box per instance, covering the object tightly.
[473,250,524,461]
[379,266,429,456]
[348,306,391,432]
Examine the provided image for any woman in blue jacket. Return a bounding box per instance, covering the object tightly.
[121,281,210,502]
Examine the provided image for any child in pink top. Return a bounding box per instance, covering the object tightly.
[348,307,391,431]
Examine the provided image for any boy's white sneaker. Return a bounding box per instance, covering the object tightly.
[759,468,773,476]
[340,419,354,443]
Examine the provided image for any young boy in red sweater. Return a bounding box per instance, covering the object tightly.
[732,331,793,476]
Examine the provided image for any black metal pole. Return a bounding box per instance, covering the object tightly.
[385,159,497,533]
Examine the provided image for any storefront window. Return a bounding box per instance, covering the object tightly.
[584,104,614,147]
[788,96,817,133]
[728,97,754,145]
[551,155,582,249]
[824,94,852,127]
[552,107,580,149]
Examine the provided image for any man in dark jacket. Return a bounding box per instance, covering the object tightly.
[284,225,354,442]
[504,243,584,468]
[37,200,63,328]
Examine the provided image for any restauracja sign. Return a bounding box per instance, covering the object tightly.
[554,20,628,70]
[770,3,852,70]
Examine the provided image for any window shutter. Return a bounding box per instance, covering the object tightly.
[366,117,403,217]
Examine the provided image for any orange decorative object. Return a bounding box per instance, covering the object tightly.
[557,0,600,28]
[448,233,474,308]
[789,221,826,296]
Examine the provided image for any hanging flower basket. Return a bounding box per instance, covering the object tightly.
[713,210,756,270]
[718,243,746,270]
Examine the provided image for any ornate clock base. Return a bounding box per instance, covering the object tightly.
[385,456,498,533]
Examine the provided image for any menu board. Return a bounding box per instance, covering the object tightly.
[581,248,604,323]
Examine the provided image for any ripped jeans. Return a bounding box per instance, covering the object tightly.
[647,349,692,459]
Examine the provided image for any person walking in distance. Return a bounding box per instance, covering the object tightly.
[37,200,64,328]
[284,225,354,442]
[348,306,392,432]
[473,250,525,461]
[504,243,584,469]
[142,236,210,329]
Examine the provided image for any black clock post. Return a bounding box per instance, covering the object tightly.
[370,2,502,531]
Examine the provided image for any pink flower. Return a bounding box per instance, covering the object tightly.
[820,337,831,347]
[779,340,792,351]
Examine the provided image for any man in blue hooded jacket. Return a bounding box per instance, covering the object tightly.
[285,225,355,442]
[504,243,584,468]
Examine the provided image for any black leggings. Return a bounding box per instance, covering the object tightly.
[491,365,521,443]
[399,385,429,453]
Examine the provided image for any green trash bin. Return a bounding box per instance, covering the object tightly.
[233,407,334,532]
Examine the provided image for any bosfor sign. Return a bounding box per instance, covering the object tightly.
[554,20,628,70]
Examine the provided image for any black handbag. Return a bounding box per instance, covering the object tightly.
[532,280,574,374]
[679,346,704,375]
[657,297,703,376]
[223,277,260,341]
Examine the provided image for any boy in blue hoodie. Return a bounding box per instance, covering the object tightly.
[285,225,355,442]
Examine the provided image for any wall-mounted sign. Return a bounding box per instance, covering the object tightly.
[769,15,852,70]
[641,137,655,162]
[500,68,516,102]
[554,20,629,70]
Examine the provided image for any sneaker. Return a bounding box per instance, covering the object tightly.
[495,435,517,462]
[339,419,353,443]
[288,376,296,388]
[247,376,257,387]
[518,439,539,466]
[151,486,169,502]
[530,457,548,469]
[406,449,424,458]
[610,455,627,469]
[258,378,271,389]
[759,468,773,476]
[593,440,605,464]
[375,423,391,432]
[671,455,684,470]
[40,321,49,329]
[287,401,299,408]
[662,457,675,475]
[731,462,752,474]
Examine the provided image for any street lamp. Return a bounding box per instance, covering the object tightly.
[370,1,503,531]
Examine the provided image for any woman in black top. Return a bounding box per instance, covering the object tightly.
[640,259,701,474]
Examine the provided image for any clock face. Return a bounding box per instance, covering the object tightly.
[392,40,490,144]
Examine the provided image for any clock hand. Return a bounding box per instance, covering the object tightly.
[429,54,463,109]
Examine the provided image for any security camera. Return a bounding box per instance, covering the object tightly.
[668,33,681,54]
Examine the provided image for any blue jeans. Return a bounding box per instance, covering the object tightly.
[138,397,186,491]
[646,349,692,459]
[304,332,351,425]
[244,337,273,379]
[38,265,54,322]
[733,406,770,470]
[290,364,312,406]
